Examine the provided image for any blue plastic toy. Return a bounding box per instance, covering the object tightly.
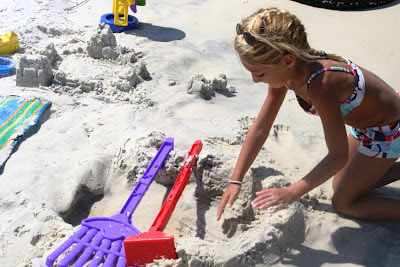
[0,57,15,74]
[100,13,138,33]
[101,0,144,33]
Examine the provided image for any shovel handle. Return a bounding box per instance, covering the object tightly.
[119,137,174,218]
[149,140,202,232]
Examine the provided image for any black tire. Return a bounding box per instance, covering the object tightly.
[291,0,396,10]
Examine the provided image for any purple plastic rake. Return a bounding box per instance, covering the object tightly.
[45,137,174,267]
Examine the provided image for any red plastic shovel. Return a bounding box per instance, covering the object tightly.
[124,140,203,266]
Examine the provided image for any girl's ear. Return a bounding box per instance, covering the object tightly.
[282,54,296,68]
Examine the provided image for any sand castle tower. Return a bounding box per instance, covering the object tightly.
[16,55,53,87]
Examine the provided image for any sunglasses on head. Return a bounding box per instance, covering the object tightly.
[236,23,257,45]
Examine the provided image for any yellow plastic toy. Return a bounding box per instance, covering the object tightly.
[113,0,136,26]
[0,31,20,55]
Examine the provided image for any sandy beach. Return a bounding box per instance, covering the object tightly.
[0,0,399,266]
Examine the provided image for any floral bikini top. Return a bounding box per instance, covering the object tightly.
[287,59,366,116]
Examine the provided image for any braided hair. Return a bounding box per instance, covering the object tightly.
[235,7,345,65]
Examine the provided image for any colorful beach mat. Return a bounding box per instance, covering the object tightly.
[0,95,51,168]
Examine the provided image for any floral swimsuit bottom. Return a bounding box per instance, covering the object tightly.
[289,59,400,158]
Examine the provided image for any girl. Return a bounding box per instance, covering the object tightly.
[217,7,400,221]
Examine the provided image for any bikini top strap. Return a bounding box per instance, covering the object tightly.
[306,64,355,105]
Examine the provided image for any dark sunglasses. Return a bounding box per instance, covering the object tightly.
[236,23,256,45]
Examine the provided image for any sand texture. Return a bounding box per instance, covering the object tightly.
[0,0,399,266]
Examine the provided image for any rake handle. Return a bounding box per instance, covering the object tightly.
[149,140,202,232]
[119,137,174,219]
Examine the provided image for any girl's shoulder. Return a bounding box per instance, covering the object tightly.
[308,59,355,90]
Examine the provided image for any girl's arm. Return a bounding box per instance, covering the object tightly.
[252,74,349,210]
[289,76,349,197]
[217,85,287,220]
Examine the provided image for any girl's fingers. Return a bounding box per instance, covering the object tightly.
[253,191,269,203]
[268,204,286,213]
[255,189,270,196]
[253,189,273,201]
[227,193,237,208]
[252,189,289,211]
[257,198,278,209]
[252,194,276,208]
[217,195,229,220]
[217,186,240,221]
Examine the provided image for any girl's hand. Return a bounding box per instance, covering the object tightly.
[251,187,295,212]
[216,183,241,221]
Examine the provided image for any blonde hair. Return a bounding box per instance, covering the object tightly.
[235,7,345,65]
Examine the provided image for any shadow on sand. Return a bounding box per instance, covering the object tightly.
[125,22,186,42]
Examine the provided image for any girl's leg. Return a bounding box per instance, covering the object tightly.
[374,161,400,188]
[332,149,400,220]
[333,134,400,190]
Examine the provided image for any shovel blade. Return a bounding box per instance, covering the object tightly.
[124,231,177,266]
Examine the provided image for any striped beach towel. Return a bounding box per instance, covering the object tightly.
[0,95,51,168]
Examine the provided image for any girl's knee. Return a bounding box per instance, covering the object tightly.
[331,193,352,216]
[332,180,338,192]
[332,173,343,192]
[331,194,341,211]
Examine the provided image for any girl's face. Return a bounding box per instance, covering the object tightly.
[240,55,294,88]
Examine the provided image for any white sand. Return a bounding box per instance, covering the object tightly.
[0,0,399,266]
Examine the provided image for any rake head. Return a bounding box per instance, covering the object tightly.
[45,213,140,267]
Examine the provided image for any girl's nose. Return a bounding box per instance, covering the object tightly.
[251,74,262,83]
